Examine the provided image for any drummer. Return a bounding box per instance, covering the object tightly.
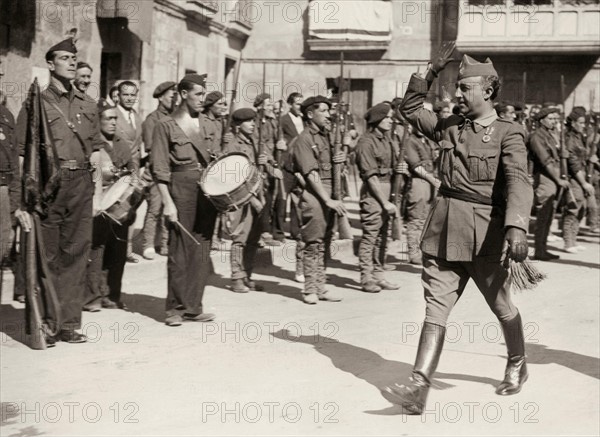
[223,108,283,293]
[85,99,137,311]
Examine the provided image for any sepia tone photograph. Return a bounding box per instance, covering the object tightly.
[0,1,599,436]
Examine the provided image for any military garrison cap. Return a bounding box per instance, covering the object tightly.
[46,38,77,61]
[458,54,498,80]
[153,81,176,98]
[97,98,116,114]
[300,96,331,116]
[181,74,207,88]
[232,108,256,124]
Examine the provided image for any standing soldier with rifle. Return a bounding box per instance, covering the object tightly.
[403,123,441,265]
[355,102,401,293]
[291,96,347,305]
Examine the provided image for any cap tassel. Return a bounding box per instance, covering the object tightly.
[505,258,547,292]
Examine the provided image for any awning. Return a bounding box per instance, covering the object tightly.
[308,0,392,42]
[96,0,154,43]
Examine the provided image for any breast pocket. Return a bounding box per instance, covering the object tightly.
[468,148,499,182]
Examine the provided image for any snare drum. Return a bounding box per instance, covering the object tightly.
[99,176,146,225]
[199,152,262,212]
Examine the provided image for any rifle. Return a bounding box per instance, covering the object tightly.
[586,89,596,183]
[271,65,285,209]
[391,119,409,241]
[257,107,267,207]
[221,52,243,151]
[332,52,353,240]
[556,75,576,212]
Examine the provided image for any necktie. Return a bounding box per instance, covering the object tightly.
[128,111,135,129]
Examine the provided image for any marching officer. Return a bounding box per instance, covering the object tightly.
[141,81,177,260]
[527,105,569,260]
[291,96,346,305]
[223,108,282,293]
[16,38,104,344]
[404,123,441,265]
[355,102,401,293]
[382,50,533,413]
[152,74,217,327]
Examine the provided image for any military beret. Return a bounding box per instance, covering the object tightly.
[364,102,392,125]
[567,107,586,123]
[458,54,498,80]
[153,81,176,98]
[300,96,331,116]
[254,93,271,108]
[46,38,77,61]
[181,74,207,88]
[533,106,559,121]
[232,108,256,124]
[76,62,92,71]
[204,91,224,108]
[97,98,116,114]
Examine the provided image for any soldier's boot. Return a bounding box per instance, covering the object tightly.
[302,243,320,304]
[406,222,422,265]
[496,313,529,395]
[295,240,305,283]
[317,242,342,302]
[562,214,578,252]
[381,322,445,414]
[534,202,559,260]
[358,237,381,293]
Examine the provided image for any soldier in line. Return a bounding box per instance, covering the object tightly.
[0,94,19,265]
[151,74,217,327]
[562,107,596,253]
[291,96,346,305]
[141,81,177,260]
[16,38,105,344]
[527,106,570,260]
[382,51,533,413]
[355,102,401,293]
[223,108,282,293]
[85,100,137,311]
[200,91,228,156]
[403,123,441,266]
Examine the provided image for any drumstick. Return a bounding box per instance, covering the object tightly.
[174,221,201,246]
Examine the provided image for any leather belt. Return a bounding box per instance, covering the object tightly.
[439,186,495,206]
[172,163,202,173]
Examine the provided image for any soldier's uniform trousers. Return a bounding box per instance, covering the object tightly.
[166,170,217,317]
[86,215,128,307]
[358,177,391,285]
[41,169,94,331]
[562,180,586,248]
[300,180,334,296]
[0,185,11,261]
[288,179,304,277]
[229,203,263,280]
[533,175,557,255]
[143,176,169,253]
[406,178,432,262]
[422,254,518,327]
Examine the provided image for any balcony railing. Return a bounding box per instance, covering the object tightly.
[456,0,600,53]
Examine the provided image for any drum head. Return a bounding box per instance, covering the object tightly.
[99,177,130,211]
[202,153,254,196]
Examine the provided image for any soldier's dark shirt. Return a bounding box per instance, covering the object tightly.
[355,129,395,181]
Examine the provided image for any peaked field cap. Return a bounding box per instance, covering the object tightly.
[232,108,256,124]
[204,91,224,108]
[46,38,77,60]
[254,93,271,107]
[180,73,207,87]
[365,102,392,125]
[301,96,331,115]
[98,98,116,114]
[458,54,498,79]
[153,81,177,98]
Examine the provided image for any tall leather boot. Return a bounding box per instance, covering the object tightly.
[496,313,528,395]
[381,322,445,414]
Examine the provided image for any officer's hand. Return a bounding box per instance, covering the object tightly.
[273,168,284,180]
[14,209,32,233]
[384,201,397,216]
[430,41,456,75]
[223,133,234,144]
[332,151,347,164]
[395,162,409,175]
[583,182,595,197]
[326,199,346,216]
[276,140,287,151]
[257,154,269,166]
[163,201,179,223]
[557,179,570,190]
[503,227,528,263]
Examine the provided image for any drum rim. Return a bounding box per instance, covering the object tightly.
[199,151,258,195]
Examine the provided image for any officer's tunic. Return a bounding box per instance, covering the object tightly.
[402,74,533,327]
[17,81,104,332]
[355,129,395,285]
[151,116,218,317]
